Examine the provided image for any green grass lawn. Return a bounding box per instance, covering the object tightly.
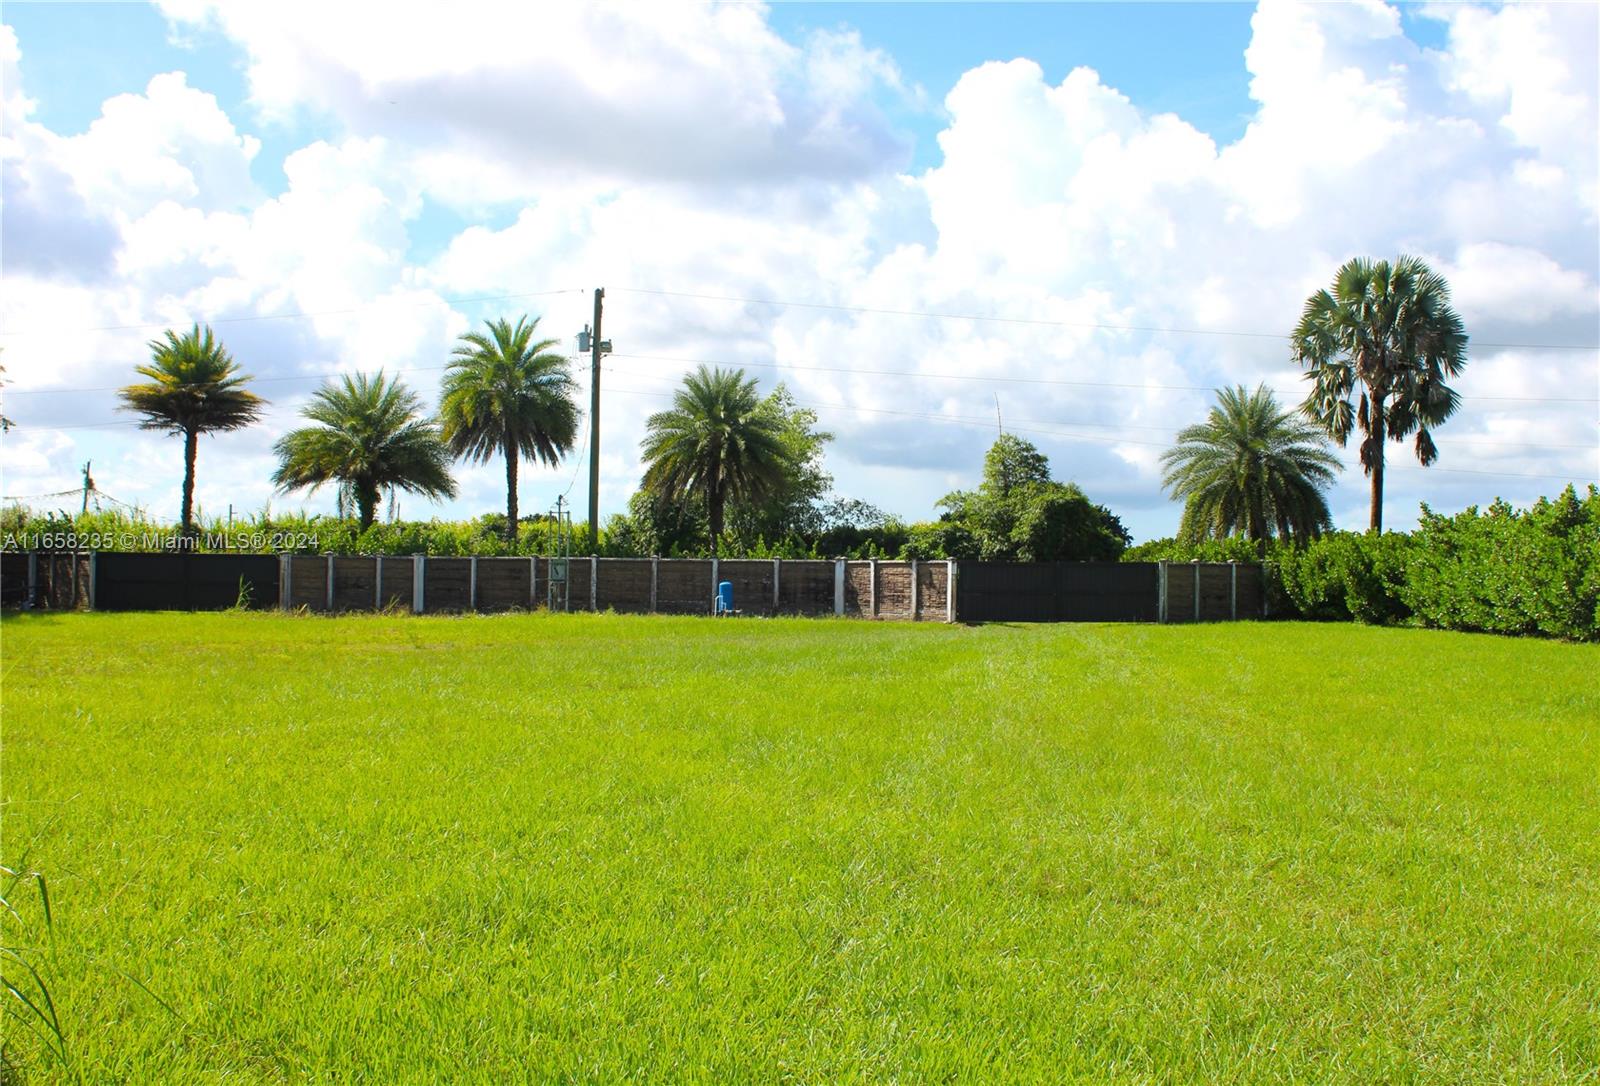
[2,612,1596,1083]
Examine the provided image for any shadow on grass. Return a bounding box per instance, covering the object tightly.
[0,610,76,627]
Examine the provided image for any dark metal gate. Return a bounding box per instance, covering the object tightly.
[954,561,1160,623]
[93,552,280,611]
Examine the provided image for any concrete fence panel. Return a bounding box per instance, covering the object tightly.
[474,557,534,612]
[375,557,414,611]
[657,559,713,614]
[776,560,834,615]
[716,560,775,616]
[332,557,376,612]
[422,558,472,613]
[916,561,948,622]
[596,559,653,613]
[876,562,915,620]
[843,561,873,617]
[288,556,329,611]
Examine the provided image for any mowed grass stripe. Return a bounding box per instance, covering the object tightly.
[2,612,1596,1083]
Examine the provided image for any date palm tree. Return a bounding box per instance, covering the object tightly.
[1161,384,1339,551]
[272,372,456,530]
[639,366,788,555]
[118,324,265,535]
[440,316,579,539]
[1292,255,1467,533]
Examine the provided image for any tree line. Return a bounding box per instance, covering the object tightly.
[99,254,1468,556]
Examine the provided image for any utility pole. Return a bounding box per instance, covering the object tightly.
[583,288,612,550]
[80,461,93,516]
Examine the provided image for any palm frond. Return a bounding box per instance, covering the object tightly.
[1161,383,1335,546]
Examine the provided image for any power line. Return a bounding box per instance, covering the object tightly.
[8,347,1593,457]
[2,483,138,509]
[611,286,1600,352]
[4,280,1592,353]
[3,363,453,396]
[9,347,1596,407]
[4,384,1588,516]
[601,360,1595,452]
[0,288,586,337]
[606,351,1600,406]
[604,358,1593,451]
[0,488,85,501]
[599,382,1594,484]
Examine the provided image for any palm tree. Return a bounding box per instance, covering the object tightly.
[118,325,266,535]
[440,316,579,539]
[1161,384,1340,550]
[1292,255,1467,533]
[272,372,457,530]
[639,366,788,555]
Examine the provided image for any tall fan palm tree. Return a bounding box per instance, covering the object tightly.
[118,324,266,535]
[1161,384,1340,550]
[1292,255,1467,533]
[639,366,788,555]
[272,372,457,530]
[440,316,579,539]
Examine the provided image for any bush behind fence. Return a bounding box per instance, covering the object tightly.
[1123,485,1600,641]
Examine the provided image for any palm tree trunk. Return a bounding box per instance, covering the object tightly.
[181,426,198,537]
[708,483,723,557]
[1368,393,1386,534]
[504,436,519,542]
[356,482,378,532]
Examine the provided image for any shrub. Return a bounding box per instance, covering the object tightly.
[1121,536,1263,564]
[1403,486,1599,641]
[1125,487,1599,640]
[1274,532,1411,625]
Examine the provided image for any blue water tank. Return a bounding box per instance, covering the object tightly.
[717,580,734,614]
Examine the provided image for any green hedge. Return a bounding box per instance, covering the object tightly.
[0,506,908,561]
[1124,486,1599,641]
[1405,487,1600,640]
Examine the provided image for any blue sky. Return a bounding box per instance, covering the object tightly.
[2,1,1595,539]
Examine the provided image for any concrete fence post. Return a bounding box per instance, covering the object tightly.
[413,554,426,614]
[26,552,37,609]
[281,554,291,610]
[1192,559,1201,622]
[375,555,384,610]
[650,556,659,613]
[1157,560,1167,624]
[469,556,479,611]
[87,551,97,611]
[69,552,80,609]
[869,558,878,619]
[772,558,781,613]
[910,558,920,621]
[326,553,335,612]
[833,559,845,617]
[529,556,537,609]
[710,557,718,615]
[590,556,598,612]
[1230,561,1238,621]
[946,560,955,623]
